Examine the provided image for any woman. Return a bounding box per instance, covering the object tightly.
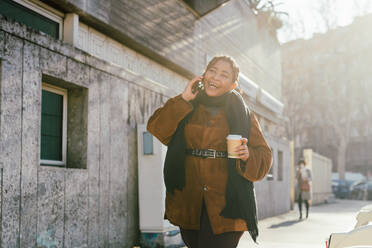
[296,159,312,219]
[147,55,272,248]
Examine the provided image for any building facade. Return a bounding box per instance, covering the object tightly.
[0,0,288,246]
[281,14,372,177]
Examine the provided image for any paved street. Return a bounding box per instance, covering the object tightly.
[238,200,371,248]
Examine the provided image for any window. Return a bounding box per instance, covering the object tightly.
[278,150,283,181]
[182,0,231,17]
[41,83,67,166]
[0,0,63,39]
[40,76,88,169]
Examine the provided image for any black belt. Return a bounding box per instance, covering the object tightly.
[186,149,227,159]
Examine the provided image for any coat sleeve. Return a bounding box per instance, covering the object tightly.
[147,94,193,145]
[236,112,273,182]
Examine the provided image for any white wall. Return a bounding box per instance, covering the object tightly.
[303,149,333,205]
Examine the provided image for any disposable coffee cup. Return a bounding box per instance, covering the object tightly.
[226,134,242,159]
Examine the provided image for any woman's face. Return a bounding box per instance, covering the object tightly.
[203,59,236,97]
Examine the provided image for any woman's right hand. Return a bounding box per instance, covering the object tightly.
[181,75,203,102]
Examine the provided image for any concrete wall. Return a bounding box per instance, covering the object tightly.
[0,15,174,247]
[0,0,287,246]
[255,136,291,219]
[303,149,333,205]
[76,22,187,96]
[46,0,282,100]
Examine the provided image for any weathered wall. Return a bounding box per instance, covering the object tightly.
[255,137,291,219]
[44,0,282,100]
[77,22,187,97]
[0,0,287,246]
[0,16,172,247]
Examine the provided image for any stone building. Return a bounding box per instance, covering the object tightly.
[281,14,372,177]
[0,0,288,246]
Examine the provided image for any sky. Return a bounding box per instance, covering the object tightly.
[275,0,372,43]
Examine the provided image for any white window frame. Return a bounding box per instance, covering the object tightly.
[11,0,64,39]
[41,83,68,166]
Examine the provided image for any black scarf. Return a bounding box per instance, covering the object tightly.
[163,90,258,242]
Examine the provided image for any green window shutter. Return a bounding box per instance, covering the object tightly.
[41,90,63,161]
[0,0,59,39]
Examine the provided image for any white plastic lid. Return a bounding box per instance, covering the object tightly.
[226,134,242,140]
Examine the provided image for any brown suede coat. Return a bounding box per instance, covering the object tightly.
[147,94,272,234]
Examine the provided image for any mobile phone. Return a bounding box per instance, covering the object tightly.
[192,80,205,94]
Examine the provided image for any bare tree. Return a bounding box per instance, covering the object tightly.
[282,71,312,144]
[282,0,372,178]
[312,80,357,179]
[352,0,372,16]
[278,0,372,43]
[283,46,372,179]
[313,0,339,30]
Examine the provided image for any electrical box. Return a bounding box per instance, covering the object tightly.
[137,124,184,247]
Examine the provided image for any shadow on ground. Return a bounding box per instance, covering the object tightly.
[268,219,303,229]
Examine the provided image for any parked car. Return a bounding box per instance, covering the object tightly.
[331,180,339,194]
[332,179,352,199]
[350,180,367,200]
[349,181,372,201]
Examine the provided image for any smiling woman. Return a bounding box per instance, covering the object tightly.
[147,55,273,248]
[203,57,238,97]
[182,56,239,100]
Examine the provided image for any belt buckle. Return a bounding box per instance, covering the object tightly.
[207,149,216,159]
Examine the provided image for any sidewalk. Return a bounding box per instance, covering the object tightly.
[238,200,371,248]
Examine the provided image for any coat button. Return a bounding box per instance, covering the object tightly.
[203,185,208,191]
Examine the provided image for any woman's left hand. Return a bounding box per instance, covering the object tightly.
[235,138,249,162]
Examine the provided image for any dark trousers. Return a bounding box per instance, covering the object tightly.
[298,192,309,218]
[180,201,244,248]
